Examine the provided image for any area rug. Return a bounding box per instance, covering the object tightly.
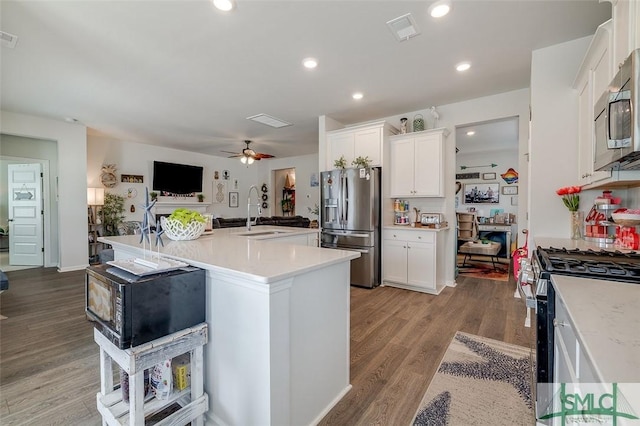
[457,256,510,282]
[412,332,533,426]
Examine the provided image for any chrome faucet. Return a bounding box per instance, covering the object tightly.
[247,185,262,231]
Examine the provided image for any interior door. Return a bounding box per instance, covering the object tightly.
[8,163,43,266]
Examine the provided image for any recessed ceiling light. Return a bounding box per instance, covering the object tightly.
[429,0,452,18]
[212,0,235,12]
[352,92,364,100]
[456,62,471,72]
[302,57,318,69]
[466,130,475,136]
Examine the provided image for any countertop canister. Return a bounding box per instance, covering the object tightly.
[413,114,425,132]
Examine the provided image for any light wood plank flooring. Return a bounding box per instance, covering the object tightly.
[0,267,532,425]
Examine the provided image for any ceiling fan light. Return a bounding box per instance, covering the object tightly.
[240,156,247,164]
[248,157,255,165]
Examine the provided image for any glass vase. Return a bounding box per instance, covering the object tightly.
[570,211,583,240]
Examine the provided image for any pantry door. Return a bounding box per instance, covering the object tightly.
[8,163,44,266]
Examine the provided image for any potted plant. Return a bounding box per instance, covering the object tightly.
[149,191,158,201]
[334,155,347,169]
[352,156,371,169]
[197,193,205,202]
[102,193,126,236]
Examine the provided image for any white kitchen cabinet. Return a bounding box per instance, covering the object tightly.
[574,20,613,186]
[325,121,397,171]
[612,0,640,70]
[389,129,448,197]
[382,229,446,294]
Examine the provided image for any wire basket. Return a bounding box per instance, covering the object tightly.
[161,216,205,241]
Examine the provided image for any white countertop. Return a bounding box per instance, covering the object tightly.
[551,274,640,383]
[99,225,358,284]
[534,236,635,252]
[383,225,449,232]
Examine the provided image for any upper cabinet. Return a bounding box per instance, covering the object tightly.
[574,20,613,186]
[389,128,449,198]
[325,121,397,171]
[611,0,640,70]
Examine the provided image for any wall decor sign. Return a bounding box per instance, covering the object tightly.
[229,192,239,208]
[482,173,496,180]
[121,174,143,183]
[214,181,227,204]
[463,183,500,204]
[502,185,518,195]
[456,172,480,180]
[460,163,497,170]
[501,167,519,184]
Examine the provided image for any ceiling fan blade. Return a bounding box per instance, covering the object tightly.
[226,154,242,158]
[254,153,275,159]
[221,150,240,154]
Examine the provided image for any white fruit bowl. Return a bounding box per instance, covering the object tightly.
[161,216,205,241]
[611,212,640,227]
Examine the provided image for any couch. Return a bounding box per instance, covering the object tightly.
[1,269,8,320]
[216,215,311,229]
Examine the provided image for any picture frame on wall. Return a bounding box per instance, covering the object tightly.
[502,185,518,195]
[482,172,496,180]
[463,183,500,204]
[229,191,239,208]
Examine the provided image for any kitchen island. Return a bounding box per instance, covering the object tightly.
[99,225,359,426]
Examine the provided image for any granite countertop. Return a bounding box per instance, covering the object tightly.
[99,225,358,284]
[551,275,640,383]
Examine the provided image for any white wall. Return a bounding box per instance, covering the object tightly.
[87,135,320,222]
[256,154,320,220]
[380,89,530,286]
[1,135,59,266]
[455,149,519,217]
[1,110,87,272]
[530,36,592,239]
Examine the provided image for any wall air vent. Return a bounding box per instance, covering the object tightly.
[0,31,18,48]
[386,13,420,42]
[246,113,292,128]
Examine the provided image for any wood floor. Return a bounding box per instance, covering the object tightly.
[0,267,533,425]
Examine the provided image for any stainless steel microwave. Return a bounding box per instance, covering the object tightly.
[594,49,639,171]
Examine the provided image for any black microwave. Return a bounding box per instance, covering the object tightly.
[594,48,639,171]
[85,264,205,349]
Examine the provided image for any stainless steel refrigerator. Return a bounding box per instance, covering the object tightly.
[320,167,381,288]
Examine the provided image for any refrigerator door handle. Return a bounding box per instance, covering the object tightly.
[322,231,371,238]
[336,247,370,254]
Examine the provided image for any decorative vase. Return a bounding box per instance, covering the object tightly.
[413,114,425,132]
[570,211,583,240]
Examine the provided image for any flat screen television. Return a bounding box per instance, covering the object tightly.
[152,161,203,195]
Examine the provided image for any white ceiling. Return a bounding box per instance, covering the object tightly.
[1,1,610,159]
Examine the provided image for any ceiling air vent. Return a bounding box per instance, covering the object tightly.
[246,113,292,129]
[386,13,420,42]
[1,31,18,48]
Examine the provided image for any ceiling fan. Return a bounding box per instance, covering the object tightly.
[222,140,275,164]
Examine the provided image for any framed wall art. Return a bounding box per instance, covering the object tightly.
[463,183,500,204]
[229,191,239,208]
[502,185,518,195]
[482,172,496,180]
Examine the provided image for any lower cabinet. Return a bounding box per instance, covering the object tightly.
[383,229,446,294]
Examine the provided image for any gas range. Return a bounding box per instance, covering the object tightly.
[534,246,640,283]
